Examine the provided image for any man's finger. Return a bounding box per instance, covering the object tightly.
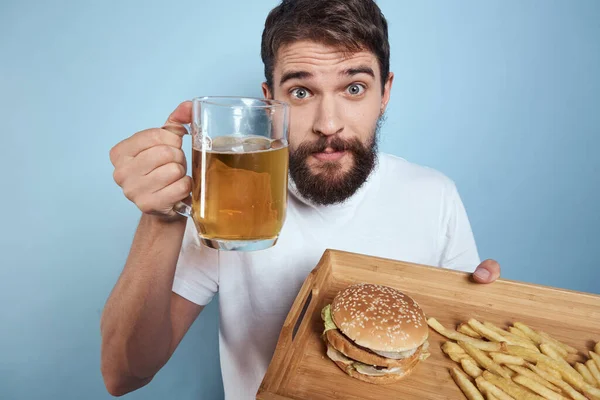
[472,259,501,284]
[110,128,183,167]
[122,145,186,178]
[162,100,192,136]
[123,162,187,200]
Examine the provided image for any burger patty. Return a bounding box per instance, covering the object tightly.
[325,328,425,369]
[326,342,407,376]
[334,328,421,359]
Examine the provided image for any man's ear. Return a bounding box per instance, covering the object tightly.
[381,72,394,115]
[262,82,273,99]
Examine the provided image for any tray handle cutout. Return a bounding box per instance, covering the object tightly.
[292,290,312,342]
[282,272,318,347]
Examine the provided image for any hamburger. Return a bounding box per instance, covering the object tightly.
[321,283,430,384]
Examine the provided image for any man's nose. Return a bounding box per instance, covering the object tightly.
[312,95,344,137]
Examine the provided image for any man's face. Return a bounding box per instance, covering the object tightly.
[263,40,393,205]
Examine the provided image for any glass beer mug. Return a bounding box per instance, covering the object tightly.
[175,97,290,251]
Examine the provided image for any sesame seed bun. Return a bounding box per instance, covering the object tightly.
[331,283,428,353]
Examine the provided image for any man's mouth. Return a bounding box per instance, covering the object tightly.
[312,148,346,162]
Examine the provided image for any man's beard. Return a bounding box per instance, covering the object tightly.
[289,122,381,206]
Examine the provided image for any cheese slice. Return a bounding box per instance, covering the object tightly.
[371,348,417,359]
[354,363,405,376]
[326,342,354,365]
[372,339,429,359]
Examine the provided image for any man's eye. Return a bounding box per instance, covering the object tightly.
[291,88,311,99]
[347,84,365,96]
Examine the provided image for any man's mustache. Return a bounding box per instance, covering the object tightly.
[293,136,366,158]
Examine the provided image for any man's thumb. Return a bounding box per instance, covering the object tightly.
[162,100,192,136]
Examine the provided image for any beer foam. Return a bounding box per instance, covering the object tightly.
[194,135,286,153]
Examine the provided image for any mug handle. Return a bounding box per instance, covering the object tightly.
[173,122,193,218]
[173,200,192,218]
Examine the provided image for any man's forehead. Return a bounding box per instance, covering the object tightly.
[274,40,379,78]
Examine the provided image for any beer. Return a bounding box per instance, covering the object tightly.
[191,135,289,241]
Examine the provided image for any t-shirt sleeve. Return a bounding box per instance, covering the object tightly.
[172,218,219,306]
[438,181,481,273]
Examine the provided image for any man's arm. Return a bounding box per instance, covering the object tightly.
[101,101,206,396]
[100,215,203,396]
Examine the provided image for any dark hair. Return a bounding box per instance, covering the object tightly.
[261,0,390,92]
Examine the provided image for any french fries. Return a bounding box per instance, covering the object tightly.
[427,318,502,351]
[583,386,600,400]
[443,341,467,354]
[445,352,470,364]
[482,371,544,400]
[451,367,485,400]
[513,322,544,345]
[461,358,483,378]
[514,323,577,356]
[429,316,599,400]
[586,359,600,386]
[467,341,504,353]
[483,321,512,337]
[506,364,561,392]
[503,344,553,364]
[475,377,515,400]
[469,319,538,351]
[512,374,568,400]
[485,322,535,345]
[500,342,598,397]
[529,364,588,400]
[544,340,569,359]
[459,341,512,379]
[482,321,540,351]
[539,344,591,392]
[441,341,481,366]
[459,323,483,339]
[536,362,562,379]
[468,319,509,343]
[540,343,569,364]
[585,389,600,400]
[539,331,578,355]
[508,326,531,341]
[550,363,600,399]
[538,359,589,394]
[444,350,470,363]
[490,352,525,366]
[428,318,474,341]
[575,362,597,386]
[590,351,600,370]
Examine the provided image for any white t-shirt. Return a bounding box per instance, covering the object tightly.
[172,153,480,399]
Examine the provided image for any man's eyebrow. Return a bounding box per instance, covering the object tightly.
[279,70,313,86]
[342,66,375,78]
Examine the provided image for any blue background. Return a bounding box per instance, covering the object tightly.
[1,0,598,399]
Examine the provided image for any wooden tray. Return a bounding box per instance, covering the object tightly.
[256,249,600,400]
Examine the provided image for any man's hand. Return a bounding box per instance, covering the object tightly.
[109,101,192,221]
[472,259,501,284]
